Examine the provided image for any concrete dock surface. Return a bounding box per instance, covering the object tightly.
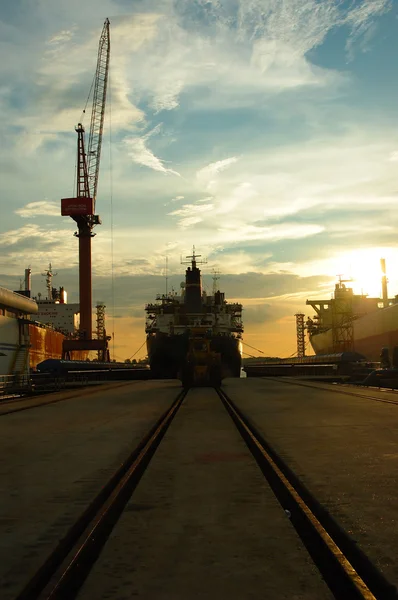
[0,380,180,599]
[79,387,331,600]
[0,377,396,598]
[227,378,398,586]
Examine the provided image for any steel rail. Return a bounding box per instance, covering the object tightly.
[216,387,397,600]
[268,377,398,406]
[16,388,188,600]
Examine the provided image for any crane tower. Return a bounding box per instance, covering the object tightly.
[61,19,110,357]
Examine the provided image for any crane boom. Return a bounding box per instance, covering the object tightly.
[87,18,110,209]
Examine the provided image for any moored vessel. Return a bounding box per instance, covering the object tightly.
[0,266,88,376]
[305,263,398,361]
[145,250,243,379]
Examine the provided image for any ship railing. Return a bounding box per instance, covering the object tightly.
[0,366,153,400]
[0,374,32,398]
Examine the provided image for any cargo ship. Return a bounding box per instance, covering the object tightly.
[0,266,88,376]
[145,250,243,379]
[305,260,398,361]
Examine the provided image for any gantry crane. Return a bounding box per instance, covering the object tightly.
[61,19,110,358]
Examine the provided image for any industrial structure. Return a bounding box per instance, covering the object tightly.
[61,19,110,358]
[304,259,398,361]
[294,313,305,358]
[96,303,110,362]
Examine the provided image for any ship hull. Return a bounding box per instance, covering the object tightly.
[0,315,21,376]
[28,323,89,370]
[309,303,398,361]
[147,333,242,379]
[0,315,89,375]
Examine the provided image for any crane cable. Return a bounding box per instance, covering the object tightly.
[108,68,116,361]
[80,73,95,126]
[129,340,147,361]
[285,338,311,359]
[72,71,96,201]
[242,351,257,358]
[242,341,264,355]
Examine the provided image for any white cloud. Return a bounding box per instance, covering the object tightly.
[0,224,77,271]
[344,0,391,57]
[10,14,155,151]
[15,201,60,218]
[197,157,239,180]
[168,202,214,228]
[218,223,324,244]
[218,131,398,222]
[216,182,259,215]
[389,151,398,162]
[47,28,76,45]
[124,125,180,176]
[0,224,48,246]
[4,0,391,156]
[197,196,214,203]
[129,0,375,115]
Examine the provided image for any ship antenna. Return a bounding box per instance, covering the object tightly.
[192,245,197,268]
[181,246,207,268]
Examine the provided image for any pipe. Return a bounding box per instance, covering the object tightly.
[24,268,31,292]
[380,258,388,308]
[0,286,38,314]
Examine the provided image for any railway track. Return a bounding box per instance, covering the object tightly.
[216,387,396,600]
[15,386,396,600]
[16,388,187,600]
[270,377,398,407]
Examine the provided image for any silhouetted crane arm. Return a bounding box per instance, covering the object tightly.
[87,18,110,210]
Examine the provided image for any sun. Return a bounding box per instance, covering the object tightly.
[333,248,398,299]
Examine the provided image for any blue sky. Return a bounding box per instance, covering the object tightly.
[0,0,397,359]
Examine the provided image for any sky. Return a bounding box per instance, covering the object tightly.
[0,0,398,360]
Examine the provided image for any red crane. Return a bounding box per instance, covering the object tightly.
[61,19,110,357]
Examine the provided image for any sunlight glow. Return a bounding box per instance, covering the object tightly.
[331,248,398,299]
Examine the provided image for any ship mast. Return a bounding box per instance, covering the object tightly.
[181,246,207,312]
[181,246,207,268]
[212,269,220,296]
[42,263,57,300]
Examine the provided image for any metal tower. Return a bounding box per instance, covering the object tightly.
[96,303,107,361]
[295,313,305,357]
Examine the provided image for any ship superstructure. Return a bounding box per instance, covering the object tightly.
[305,264,398,361]
[0,265,90,375]
[145,250,243,378]
[33,265,80,335]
